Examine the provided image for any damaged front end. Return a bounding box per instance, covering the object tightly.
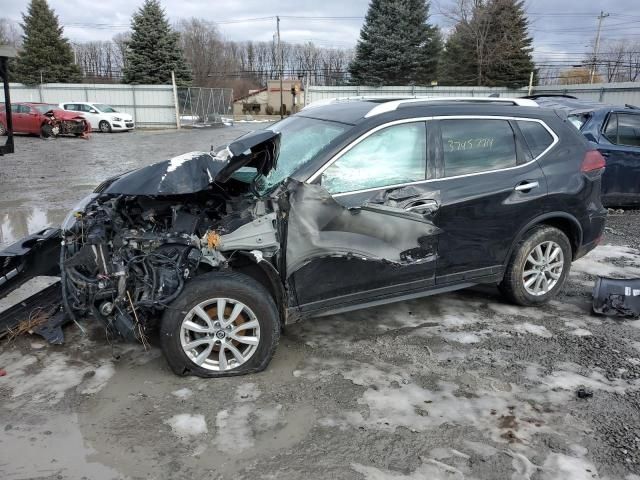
[1,130,282,342]
[42,110,91,139]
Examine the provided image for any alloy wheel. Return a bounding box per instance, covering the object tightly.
[522,240,565,296]
[179,297,260,371]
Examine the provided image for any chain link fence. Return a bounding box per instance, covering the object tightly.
[177,87,234,128]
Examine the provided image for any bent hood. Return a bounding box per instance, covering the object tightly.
[49,109,88,121]
[100,129,280,195]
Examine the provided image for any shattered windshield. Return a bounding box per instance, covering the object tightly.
[94,104,117,113]
[254,116,350,193]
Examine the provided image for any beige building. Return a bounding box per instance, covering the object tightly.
[233,79,305,116]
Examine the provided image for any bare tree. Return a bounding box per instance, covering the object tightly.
[0,18,22,47]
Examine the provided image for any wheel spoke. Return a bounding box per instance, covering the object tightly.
[534,274,544,293]
[217,299,227,323]
[525,274,539,288]
[218,345,228,370]
[193,306,214,330]
[223,303,244,327]
[230,334,259,346]
[523,269,538,278]
[230,320,259,335]
[194,341,214,365]
[548,247,561,262]
[225,342,245,363]
[548,270,561,280]
[548,261,564,269]
[183,320,210,334]
[184,338,213,351]
[540,274,549,293]
[534,245,544,263]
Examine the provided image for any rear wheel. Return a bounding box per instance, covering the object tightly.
[500,226,572,306]
[160,272,280,377]
[98,120,111,133]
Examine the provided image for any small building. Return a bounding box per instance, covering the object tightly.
[233,79,305,117]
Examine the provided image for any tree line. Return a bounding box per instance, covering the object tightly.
[2,0,640,94]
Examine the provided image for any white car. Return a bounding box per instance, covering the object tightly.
[58,102,135,132]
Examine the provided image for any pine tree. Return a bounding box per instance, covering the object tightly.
[123,0,191,85]
[439,0,534,88]
[13,0,81,85]
[483,0,534,88]
[349,0,442,86]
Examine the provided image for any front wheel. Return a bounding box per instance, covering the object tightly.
[98,120,111,133]
[500,226,572,306]
[160,272,280,377]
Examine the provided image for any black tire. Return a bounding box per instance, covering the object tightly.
[499,225,572,306]
[40,124,54,138]
[160,271,280,378]
[98,120,111,133]
[0,122,6,136]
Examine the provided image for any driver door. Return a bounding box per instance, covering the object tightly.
[287,120,441,315]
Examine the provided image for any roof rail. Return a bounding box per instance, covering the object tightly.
[301,96,370,111]
[364,97,539,118]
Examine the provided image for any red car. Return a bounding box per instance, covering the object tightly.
[0,102,90,138]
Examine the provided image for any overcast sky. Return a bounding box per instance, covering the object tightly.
[4,0,640,70]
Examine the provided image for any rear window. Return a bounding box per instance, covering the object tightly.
[441,119,517,177]
[604,113,640,147]
[517,120,554,157]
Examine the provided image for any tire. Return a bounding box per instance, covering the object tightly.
[98,120,112,133]
[499,225,572,306]
[0,122,6,136]
[160,271,280,378]
[40,124,54,138]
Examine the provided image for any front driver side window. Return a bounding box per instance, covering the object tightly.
[321,121,427,194]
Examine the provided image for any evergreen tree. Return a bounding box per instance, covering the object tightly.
[13,0,81,85]
[123,0,191,85]
[439,0,534,88]
[349,0,442,86]
[483,0,534,88]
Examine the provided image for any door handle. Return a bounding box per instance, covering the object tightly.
[514,181,539,192]
[405,199,438,213]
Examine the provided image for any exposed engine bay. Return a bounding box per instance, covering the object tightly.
[42,110,91,139]
[61,190,279,341]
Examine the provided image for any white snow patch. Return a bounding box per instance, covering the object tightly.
[569,328,592,337]
[442,331,483,344]
[535,368,635,395]
[166,151,203,173]
[513,323,553,338]
[172,388,193,400]
[165,414,208,438]
[352,458,465,480]
[572,245,640,277]
[539,453,598,480]
[80,363,115,395]
[215,405,253,453]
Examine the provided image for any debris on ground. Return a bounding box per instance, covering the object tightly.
[593,277,640,318]
[576,386,594,399]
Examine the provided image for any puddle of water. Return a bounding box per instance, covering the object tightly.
[0,206,66,248]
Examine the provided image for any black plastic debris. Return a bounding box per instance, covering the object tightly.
[576,386,594,399]
[593,277,640,318]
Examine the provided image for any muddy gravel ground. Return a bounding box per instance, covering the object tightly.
[2,129,640,480]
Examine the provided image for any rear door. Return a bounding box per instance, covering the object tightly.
[11,104,28,132]
[427,116,551,283]
[288,120,441,312]
[599,111,640,206]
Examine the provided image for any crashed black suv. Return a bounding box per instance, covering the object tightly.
[2,97,607,377]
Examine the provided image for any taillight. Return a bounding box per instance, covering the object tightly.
[581,150,606,172]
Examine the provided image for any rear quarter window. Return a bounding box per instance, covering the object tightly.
[440,119,517,177]
[516,120,554,158]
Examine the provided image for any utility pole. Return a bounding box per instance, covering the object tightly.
[590,11,609,84]
[277,16,283,119]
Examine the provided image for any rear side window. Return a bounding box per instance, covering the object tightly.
[441,119,517,177]
[517,120,554,157]
[604,113,640,147]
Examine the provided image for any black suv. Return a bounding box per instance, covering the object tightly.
[0,97,607,377]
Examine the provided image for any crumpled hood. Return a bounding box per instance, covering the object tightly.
[49,109,87,121]
[99,129,280,195]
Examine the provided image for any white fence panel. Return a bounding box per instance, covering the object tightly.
[1,83,177,128]
[308,82,640,107]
